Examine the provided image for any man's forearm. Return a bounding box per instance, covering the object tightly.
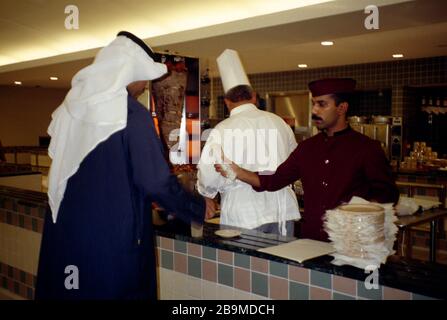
[234,166,261,188]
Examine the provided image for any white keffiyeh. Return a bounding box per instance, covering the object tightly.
[47,34,167,222]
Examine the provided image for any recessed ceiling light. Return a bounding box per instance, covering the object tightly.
[392,54,404,58]
[321,41,334,46]
[298,64,308,68]
[50,76,58,81]
[14,81,22,85]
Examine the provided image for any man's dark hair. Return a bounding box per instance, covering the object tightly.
[330,92,352,106]
[331,92,353,117]
[224,85,254,103]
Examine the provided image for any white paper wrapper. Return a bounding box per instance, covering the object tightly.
[324,197,398,269]
[220,163,237,181]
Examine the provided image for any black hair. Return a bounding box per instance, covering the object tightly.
[330,92,353,116]
[224,85,254,103]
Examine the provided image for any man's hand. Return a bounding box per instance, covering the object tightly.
[205,197,217,220]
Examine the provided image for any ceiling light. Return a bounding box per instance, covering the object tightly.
[392,54,404,58]
[321,41,334,46]
[50,77,58,81]
[298,64,308,68]
[14,81,22,85]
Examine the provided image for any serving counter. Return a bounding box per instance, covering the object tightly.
[155,218,447,300]
[1,184,447,300]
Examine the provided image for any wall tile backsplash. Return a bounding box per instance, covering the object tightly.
[212,56,446,121]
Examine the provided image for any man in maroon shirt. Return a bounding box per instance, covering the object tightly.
[216,78,399,241]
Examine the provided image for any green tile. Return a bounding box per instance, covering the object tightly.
[357,281,382,300]
[20,271,26,284]
[32,218,38,232]
[14,281,20,294]
[251,272,268,297]
[8,266,13,278]
[289,281,309,300]
[218,264,233,287]
[203,246,216,260]
[310,270,332,289]
[188,256,202,279]
[38,207,46,219]
[27,288,33,300]
[412,293,436,300]
[174,240,187,253]
[19,215,25,228]
[161,250,173,270]
[234,253,250,269]
[269,261,288,278]
[333,292,355,300]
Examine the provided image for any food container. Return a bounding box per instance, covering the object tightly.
[348,116,368,124]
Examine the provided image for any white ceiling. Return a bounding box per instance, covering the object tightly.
[0,0,446,88]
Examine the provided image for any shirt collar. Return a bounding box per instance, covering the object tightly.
[230,103,257,116]
[322,125,352,137]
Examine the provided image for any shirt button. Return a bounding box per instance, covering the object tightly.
[322,181,328,187]
[324,159,329,164]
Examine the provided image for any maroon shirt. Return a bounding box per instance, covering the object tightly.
[256,126,399,241]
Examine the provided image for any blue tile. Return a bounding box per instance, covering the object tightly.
[289,281,309,300]
[218,264,233,287]
[161,250,173,270]
[333,292,355,300]
[188,256,202,279]
[357,281,382,300]
[174,240,187,253]
[269,261,288,278]
[251,272,268,297]
[203,246,216,260]
[310,270,332,289]
[234,253,250,269]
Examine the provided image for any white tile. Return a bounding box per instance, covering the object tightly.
[187,276,202,299]
[202,280,218,300]
[216,284,234,300]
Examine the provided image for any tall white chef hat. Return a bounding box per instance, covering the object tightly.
[216,49,251,93]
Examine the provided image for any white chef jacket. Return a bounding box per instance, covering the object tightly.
[197,103,300,234]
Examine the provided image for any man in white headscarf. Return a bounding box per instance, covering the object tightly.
[35,31,206,300]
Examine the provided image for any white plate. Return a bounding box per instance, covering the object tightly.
[215,229,241,238]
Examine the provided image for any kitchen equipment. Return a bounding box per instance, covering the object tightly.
[348,116,368,124]
[350,116,402,161]
[266,90,312,143]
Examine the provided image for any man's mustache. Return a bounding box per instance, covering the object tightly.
[312,115,322,121]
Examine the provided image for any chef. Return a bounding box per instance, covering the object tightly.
[35,31,206,300]
[216,77,399,241]
[197,49,300,236]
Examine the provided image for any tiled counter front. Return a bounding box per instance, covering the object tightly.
[155,236,434,300]
[155,221,447,300]
[0,186,45,300]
